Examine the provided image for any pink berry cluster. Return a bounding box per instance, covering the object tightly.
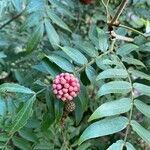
[52,73,80,101]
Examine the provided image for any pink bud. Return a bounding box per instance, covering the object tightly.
[65,75,70,81]
[67,95,73,101]
[61,97,66,101]
[60,73,65,77]
[57,95,62,99]
[71,82,76,86]
[60,78,66,84]
[52,73,80,101]
[53,89,58,94]
[64,93,69,98]
[54,78,60,84]
[62,88,68,93]
[58,90,63,95]
[69,86,74,92]
[52,84,57,89]
[73,87,78,92]
[64,83,69,89]
[57,84,62,90]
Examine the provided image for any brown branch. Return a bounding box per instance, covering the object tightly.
[109,0,128,26]
[111,31,134,42]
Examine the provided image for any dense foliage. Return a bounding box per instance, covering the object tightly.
[0,0,150,149]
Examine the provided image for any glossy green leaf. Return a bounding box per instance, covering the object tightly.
[85,66,97,82]
[131,120,150,144]
[11,0,22,12]
[49,0,74,19]
[107,140,124,150]
[47,10,71,32]
[45,20,60,48]
[117,44,138,56]
[12,136,31,150]
[46,54,74,72]
[133,83,150,96]
[26,24,44,52]
[96,69,128,80]
[78,116,128,145]
[0,83,35,94]
[19,128,38,143]
[122,57,145,67]
[0,97,6,116]
[75,41,98,57]
[97,81,132,97]
[134,99,150,118]
[89,98,132,121]
[33,61,60,77]
[60,46,88,65]
[97,28,108,52]
[9,96,36,134]
[128,69,150,81]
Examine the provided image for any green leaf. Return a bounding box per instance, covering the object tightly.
[97,28,108,52]
[78,116,128,145]
[47,10,71,32]
[131,120,150,144]
[9,96,36,134]
[26,24,44,52]
[60,46,88,65]
[75,41,98,57]
[133,83,150,96]
[19,128,38,143]
[89,24,99,49]
[125,142,136,150]
[12,136,31,150]
[89,98,132,121]
[122,57,145,67]
[49,0,74,19]
[97,81,132,97]
[134,99,150,118]
[0,97,6,116]
[107,140,124,150]
[46,54,74,72]
[45,20,60,48]
[117,44,138,56]
[128,69,150,81]
[85,66,97,82]
[96,69,128,80]
[0,51,6,59]
[0,133,9,142]
[11,0,22,12]
[75,97,84,126]
[33,61,60,77]
[0,83,35,94]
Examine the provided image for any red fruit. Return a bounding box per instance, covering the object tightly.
[80,0,93,4]
[52,73,80,101]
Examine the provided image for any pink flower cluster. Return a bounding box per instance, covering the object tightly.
[52,73,80,101]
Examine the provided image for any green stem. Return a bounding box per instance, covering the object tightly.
[119,24,149,38]
[101,0,110,22]
[76,50,110,73]
[112,52,134,145]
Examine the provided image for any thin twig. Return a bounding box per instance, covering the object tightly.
[0,10,25,30]
[109,0,128,26]
[75,51,110,73]
[119,24,150,38]
[101,0,110,22]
